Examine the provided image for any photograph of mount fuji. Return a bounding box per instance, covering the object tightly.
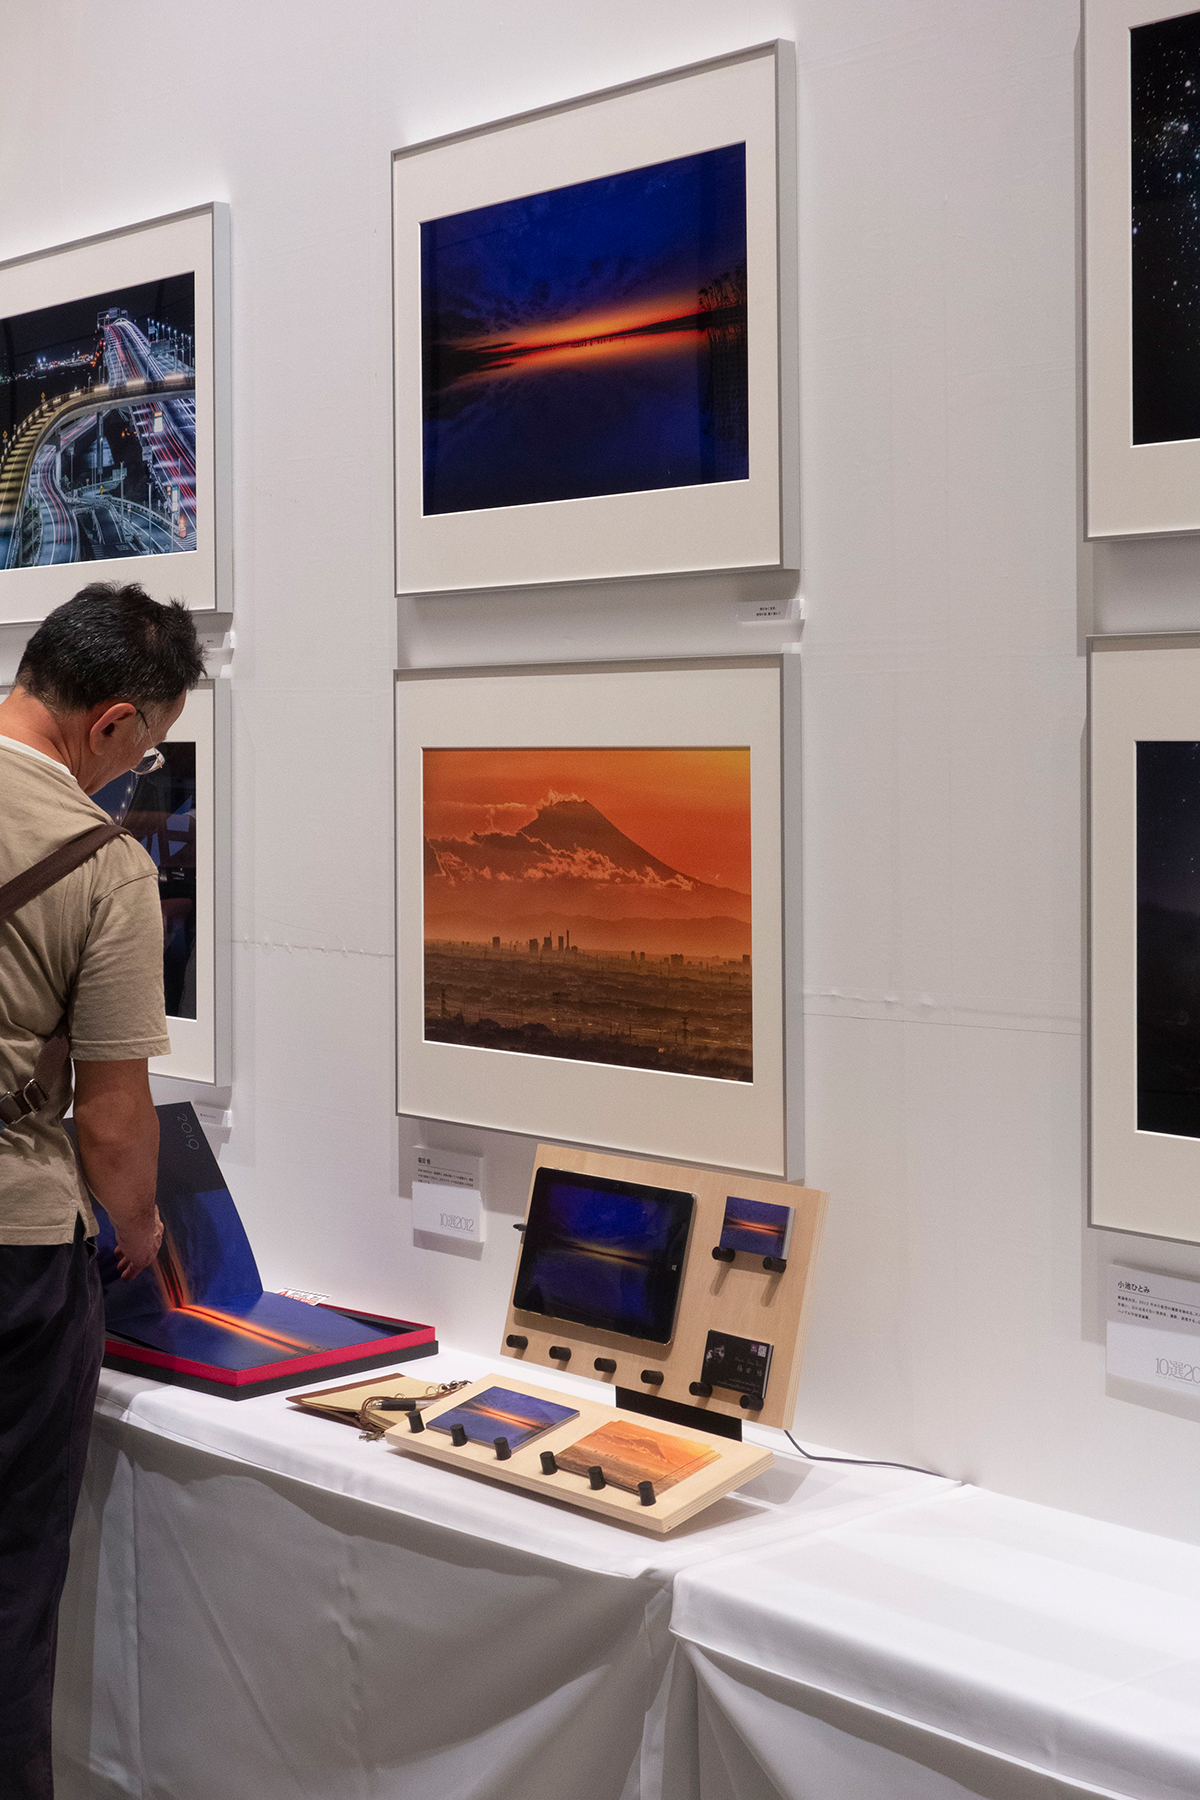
[422,746,752,1081]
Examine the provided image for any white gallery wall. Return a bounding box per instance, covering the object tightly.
[6,0,1200,1541]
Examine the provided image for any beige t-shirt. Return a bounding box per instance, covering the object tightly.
[0,737,171,1243]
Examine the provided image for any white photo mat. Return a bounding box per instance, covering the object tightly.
[395,658,800,1177]
[392,43,796,594]
[1091,638,1200,1241]
[0,204,231,622]
[1085,0,1200,536]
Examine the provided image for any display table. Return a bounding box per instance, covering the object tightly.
[52,1349,950,1800]
[670,1484,1200,1800]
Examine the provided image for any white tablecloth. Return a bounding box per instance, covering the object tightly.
[671,1484,1200,1800]
[53,1349,950,1800]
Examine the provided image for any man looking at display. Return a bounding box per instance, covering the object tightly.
[0,582,205,1800]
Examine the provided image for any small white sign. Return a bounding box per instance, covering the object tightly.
[1106,1263,1200,1396]
[736,593,804,625]
[411,1147,485,1244]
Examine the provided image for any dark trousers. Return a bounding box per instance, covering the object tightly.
[0,1223,103,1800]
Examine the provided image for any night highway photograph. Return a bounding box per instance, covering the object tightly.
[0,272,196,569]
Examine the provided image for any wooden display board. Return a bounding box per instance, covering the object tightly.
[387,1373,773,1534]
[501,1146,827,1431]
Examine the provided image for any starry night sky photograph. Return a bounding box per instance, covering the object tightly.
[1137,741,1200,1136]
[420,144,748,514]
[1132,12,1200,444]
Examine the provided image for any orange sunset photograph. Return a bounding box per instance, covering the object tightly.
[423,747,753,1081]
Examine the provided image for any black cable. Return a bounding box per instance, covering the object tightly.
[784,1429,946,1481]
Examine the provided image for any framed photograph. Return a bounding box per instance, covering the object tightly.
[395,656,801,1178]
[94,678,231,1087]
[391,43,797,594]
[0,204,231,622]
[1089,637,1200,1241]
[1084,1,1200,535]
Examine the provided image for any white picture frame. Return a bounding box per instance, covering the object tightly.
[0,203,231,621]
[391,42,797,595]
[1090,636,1200,1241]
[395,656,801,1179]
[1085,1,1200,536]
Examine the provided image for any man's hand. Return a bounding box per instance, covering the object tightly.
[113,1208,164,1281]
[72,1059,161,1281]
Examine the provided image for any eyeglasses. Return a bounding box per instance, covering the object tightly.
[131,710,166,778]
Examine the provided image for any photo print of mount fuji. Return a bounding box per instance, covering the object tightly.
[423,746,752,1081]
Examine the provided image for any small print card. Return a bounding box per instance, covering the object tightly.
[1107,1264,1200,1398]
[412,1146,485,1243]
[556,1418,719,1495]
[702,1329,773,1398]
[428,1385,577,1449]
[718,1195,792,1259]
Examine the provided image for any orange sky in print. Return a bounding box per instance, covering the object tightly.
[469,291,699,352]
[423,747,751,894]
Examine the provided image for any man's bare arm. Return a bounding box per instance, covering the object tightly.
[73,1059,162,1279]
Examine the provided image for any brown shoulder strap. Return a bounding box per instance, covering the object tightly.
[0,821,128,926]
[0,820,129,1129]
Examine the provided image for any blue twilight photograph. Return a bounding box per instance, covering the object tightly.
[718,1195,792,1259]
[84,1103,397,1373]
[95,742,198,1020]
[513,1169,693,1343]
[420,143,748,514]
[429,1386,578,1449]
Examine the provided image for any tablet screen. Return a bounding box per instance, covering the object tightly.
[512,1167,693,1344]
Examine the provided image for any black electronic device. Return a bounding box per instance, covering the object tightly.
[701,1329,773,1400]
[512,1166,694,1345]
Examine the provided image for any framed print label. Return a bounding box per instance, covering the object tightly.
[412,1147,486,1244]
[1107,1263,1200,1394]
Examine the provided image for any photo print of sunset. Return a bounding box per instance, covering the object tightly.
[423,747,752,1080]
[420,144,748,514]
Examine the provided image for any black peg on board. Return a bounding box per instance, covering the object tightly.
[450,1424,467,1447]
[712,1246,735,1263]
[494,1436,512,1460]
[638,1481,656,1507]
[763,1256,787,1274]
[594,1357,617,1373]
[408,1410,425,1433]
[739,1392,765,1411]
[549,1345,571,1362]
[640,1370,663,1386]
[540,1451,559,1475]
[588,1465,606,1490]
[506,1334,527,1350]
[689,1381,714,1399]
